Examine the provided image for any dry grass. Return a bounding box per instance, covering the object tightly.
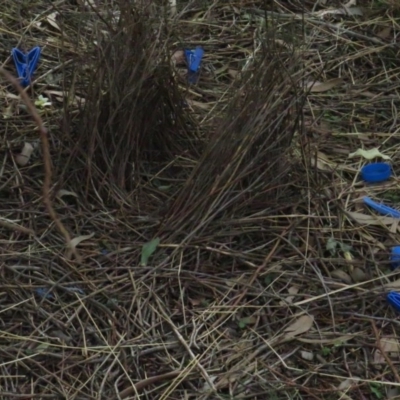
[0,0,400,399]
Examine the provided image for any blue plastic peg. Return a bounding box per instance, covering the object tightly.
[363,197,400,218]
[391,246,400,270]
[387,292,400,312]
[184,47,204,73]
[12,47,41,87]
[184,47,204,83]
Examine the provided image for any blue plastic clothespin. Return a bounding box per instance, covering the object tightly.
[363,197,400,218]
[12,47,41,87]
[391,246,400,270]
[184,47,204,83]
[387,292,400,312]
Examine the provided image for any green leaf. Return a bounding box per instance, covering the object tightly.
[238,316,256,329]
[370,383,383,399]
[327,238,352,255]
[238,320,247,329]
[326,237,338,255]
[34,95,52,109]
[321,347,331,356]
[264,275,273,286]
[339,242,353,253]
[141,238,160,266]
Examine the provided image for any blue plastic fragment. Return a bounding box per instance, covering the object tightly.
[391,246,400,270]
[361,162,391,183]
[387,292,400,312]
[184,47,204,73]
[66,286,85,295]
[12,47,41,87]
[35,287,54,300]
[363,197,400,218]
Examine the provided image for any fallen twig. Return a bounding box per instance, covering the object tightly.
[0,68,81,261]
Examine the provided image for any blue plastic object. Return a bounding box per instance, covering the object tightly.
[361,163,391,183]
[35,287,54,300]
[66,286,85,295]
[184,47,204,73]
[391,246,400,270]
[387,292,400,312]
[12,47,41,87]
[363,197,400,218]
[184,47,204,84]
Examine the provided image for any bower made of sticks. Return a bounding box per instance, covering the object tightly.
[74,2,200,196]
[73,2,305,234]
[160,49,304,241]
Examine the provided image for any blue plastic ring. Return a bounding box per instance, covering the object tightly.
[361,163,391,183]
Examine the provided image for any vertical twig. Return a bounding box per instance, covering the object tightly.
[0,68,81,261]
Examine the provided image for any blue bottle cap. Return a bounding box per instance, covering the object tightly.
[361,163,391,183]
[12,46,41,87]
[387,292,400,312]
[391,246,400,270]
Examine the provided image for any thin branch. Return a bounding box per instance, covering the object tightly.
[0,68,81,261]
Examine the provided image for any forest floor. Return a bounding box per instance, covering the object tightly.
[0,0,399,399]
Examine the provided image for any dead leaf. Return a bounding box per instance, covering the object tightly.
[43,90,85,107]
[350,267,367,282]
[346,211,398,227]
[344,7,363,16]
[307,78,343,93]
[331,269,352,284]
[377,26,392,40]
[279,286,299,305]
[228,69,240,79]
[310,151,355,173]
[0,219,34,235]
[57,190,79,199]
[171,50,184,65]
[3,104,13,119]
[338,377,361,390]
[70,233,94,248]
[314,1,363,18]
[297,334,353,345]
[200,375,217,393]
[390,220,400,234]
[46,12,61,31]
[186,99,212,110]
[300,351,314,361]
[384,279,400,290]
[168,0,177,16]
[348,148,390,160]
[310,152,332,172]
[189,298,202,306]
[66,233,94,259]
[343,251,355,272]
[283,315,314,339]
[387,385,400,399]
[374,337,400,363]
[15,143,34,166]
[35,342,50,353]
[52,330,72,344]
